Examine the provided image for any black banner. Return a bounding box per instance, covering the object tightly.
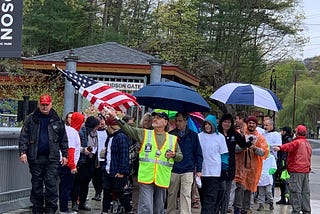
[0,0,22,58]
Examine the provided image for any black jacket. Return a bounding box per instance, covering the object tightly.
[222,130,246,180]
[18,108,68,161]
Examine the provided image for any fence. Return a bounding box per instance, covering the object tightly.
[0,127,31,213]
[0,114,17,127]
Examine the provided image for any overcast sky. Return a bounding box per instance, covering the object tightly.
[302,0,320,59]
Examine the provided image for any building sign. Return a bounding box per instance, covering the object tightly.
[103,81,144,91]
[0,0,22,57]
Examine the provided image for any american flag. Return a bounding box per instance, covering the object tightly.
[54,65,140,112]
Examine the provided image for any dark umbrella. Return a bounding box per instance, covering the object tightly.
[133,81,210,112]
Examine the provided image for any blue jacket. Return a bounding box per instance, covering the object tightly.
[169,128,203,174]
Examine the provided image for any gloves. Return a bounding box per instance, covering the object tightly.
[269,168,277,175]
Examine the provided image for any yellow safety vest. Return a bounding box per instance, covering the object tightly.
[138,129,177,188]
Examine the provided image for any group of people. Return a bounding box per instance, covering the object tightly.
[18,94,312,214]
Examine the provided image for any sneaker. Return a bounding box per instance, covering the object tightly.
[92,194,101,201]
[269,203,274,210]
[257,204,264,211]
[79,204,91,211]
[192,201,200,209]
[276,199,286,204]
[71,203,78,212]
[60,210,77,214]
[234,208,241,214]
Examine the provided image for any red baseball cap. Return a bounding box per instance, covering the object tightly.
[296,125,307,135]
[39,94,52,105]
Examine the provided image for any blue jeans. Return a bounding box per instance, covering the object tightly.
[138,183,166,214]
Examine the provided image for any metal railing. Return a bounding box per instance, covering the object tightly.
[0,127,31,213]
[0,114,17,127]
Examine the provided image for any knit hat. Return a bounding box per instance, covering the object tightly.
[70,112,85,131]
[246,116,258,124]
[296,125,307,136]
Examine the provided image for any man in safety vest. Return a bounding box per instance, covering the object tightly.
[106,109,183,214]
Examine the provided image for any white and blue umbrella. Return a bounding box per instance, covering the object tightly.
[210,82,283,111]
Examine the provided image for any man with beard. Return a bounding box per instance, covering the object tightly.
[233,116,269,214]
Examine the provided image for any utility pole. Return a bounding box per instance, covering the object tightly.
[292,73,297,128]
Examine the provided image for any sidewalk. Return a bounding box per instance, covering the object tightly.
[5,155,320,214]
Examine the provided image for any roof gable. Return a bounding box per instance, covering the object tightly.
[29,42,173,65]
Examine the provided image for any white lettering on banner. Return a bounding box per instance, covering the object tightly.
[1,0,14,40]
[101,81,144,91]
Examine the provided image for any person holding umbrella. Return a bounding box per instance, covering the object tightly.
[167,112,203,214]
[105,108,183,214]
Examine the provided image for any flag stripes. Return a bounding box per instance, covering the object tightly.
[54,65,139,112]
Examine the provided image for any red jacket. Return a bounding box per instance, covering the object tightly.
[280,136,312,173]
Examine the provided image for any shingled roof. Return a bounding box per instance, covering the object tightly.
[29,42,174,65]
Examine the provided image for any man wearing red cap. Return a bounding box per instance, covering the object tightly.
[274,125,312,214]
[18,94,68,214]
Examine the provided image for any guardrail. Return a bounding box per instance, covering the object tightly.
[0,127,32,213]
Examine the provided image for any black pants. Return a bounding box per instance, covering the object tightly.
[102,171,132,212]
[71,156,95,206]
[92,161,104,195]
[199,177,222,214]
[29,156,59,213]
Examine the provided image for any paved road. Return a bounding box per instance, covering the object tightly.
[5,142,320,214]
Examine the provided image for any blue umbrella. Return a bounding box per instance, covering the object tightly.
[210,82,283,111]
[133,81,210,112]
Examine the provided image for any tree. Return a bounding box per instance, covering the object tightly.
[22,0,92,55]
[195,0,305,84]
[277,71,320,132]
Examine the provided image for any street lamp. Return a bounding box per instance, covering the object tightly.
[269,69,277,120]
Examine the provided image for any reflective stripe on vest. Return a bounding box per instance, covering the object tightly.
[138,129,177,188]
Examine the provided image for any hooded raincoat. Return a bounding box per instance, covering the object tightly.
[234,128,269,192]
